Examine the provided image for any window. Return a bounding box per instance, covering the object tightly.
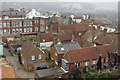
[4,23,6,27]
[4,29,6,34]
[27,28,29,32]
[30,21,32,26]
[7,22,10,27]
[19,21,22,27]
[76,63,80,68]
[12,22,15,27]
[0,29,3,34]
[12,29,15,34]
[61,59,69,71]
[55,60,58,65]
[7,29,10,34]
[22,60,24,64]
[38,55,41,59]
[30,28,32,32]
[55,52,57,56]
[20,28,22,33]
[24,28,26,32]
[35,27,38,32]
[37,20,39,23]
[78,32,82,36]
[92,60,96,65]
[0,23,2,28]
[24,21,26,26]
[27,21,29,26]
[16,28,18,33]
[84,62,89,66]
[34,20,36,23]
[16,22,18,27]
[40,20,44,24]
[32,55,35,60]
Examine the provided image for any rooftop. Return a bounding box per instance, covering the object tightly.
[55,42,81,54]
[0,65,15,79]
[35,67,65,78]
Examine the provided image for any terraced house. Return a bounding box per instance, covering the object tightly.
[61,45,112,72]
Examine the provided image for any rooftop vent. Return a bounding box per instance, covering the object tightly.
[61,48,64,51]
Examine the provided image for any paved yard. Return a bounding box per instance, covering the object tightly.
[4,48,34,78]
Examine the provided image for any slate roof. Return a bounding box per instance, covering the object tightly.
[65,45,112,63]
[3,10,26,17]
[55,42,81,54]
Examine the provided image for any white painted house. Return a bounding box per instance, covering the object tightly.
[26,9,53,19]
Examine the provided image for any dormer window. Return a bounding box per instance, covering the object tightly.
[32,55,35,60]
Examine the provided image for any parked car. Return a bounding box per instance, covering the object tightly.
[3,43,8,48]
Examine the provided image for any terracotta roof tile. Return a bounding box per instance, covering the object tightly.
[21,40,45,62]
[65,45,112,63]
[0,66,15,78]
[37,32,54,43]
[59,24,74,31]
[59,30,74,41]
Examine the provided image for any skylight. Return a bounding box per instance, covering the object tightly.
[61,48,64,51]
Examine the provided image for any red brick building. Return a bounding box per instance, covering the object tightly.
[20,40,47,71]
[61,45,112,72]
[0,9,49,36]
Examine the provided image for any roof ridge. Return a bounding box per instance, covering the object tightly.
[67,45,112,52]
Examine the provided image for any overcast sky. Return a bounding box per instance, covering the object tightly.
[1,0,120,2]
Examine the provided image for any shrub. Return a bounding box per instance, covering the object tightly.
[2,54,6,58]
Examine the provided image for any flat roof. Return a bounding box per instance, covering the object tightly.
[35,67,66,78]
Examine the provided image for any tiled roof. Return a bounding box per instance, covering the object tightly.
[93,32,113,45]
[37,32,54,43]
[3,10,26,17]
[74,17,83,19]
[59,30,74,41]
[74,24,88,32]
[21,40,45,62]
[55,42,81,54]
[0,66,15,78]
[65,45,112,63]
[59,24,74,31]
